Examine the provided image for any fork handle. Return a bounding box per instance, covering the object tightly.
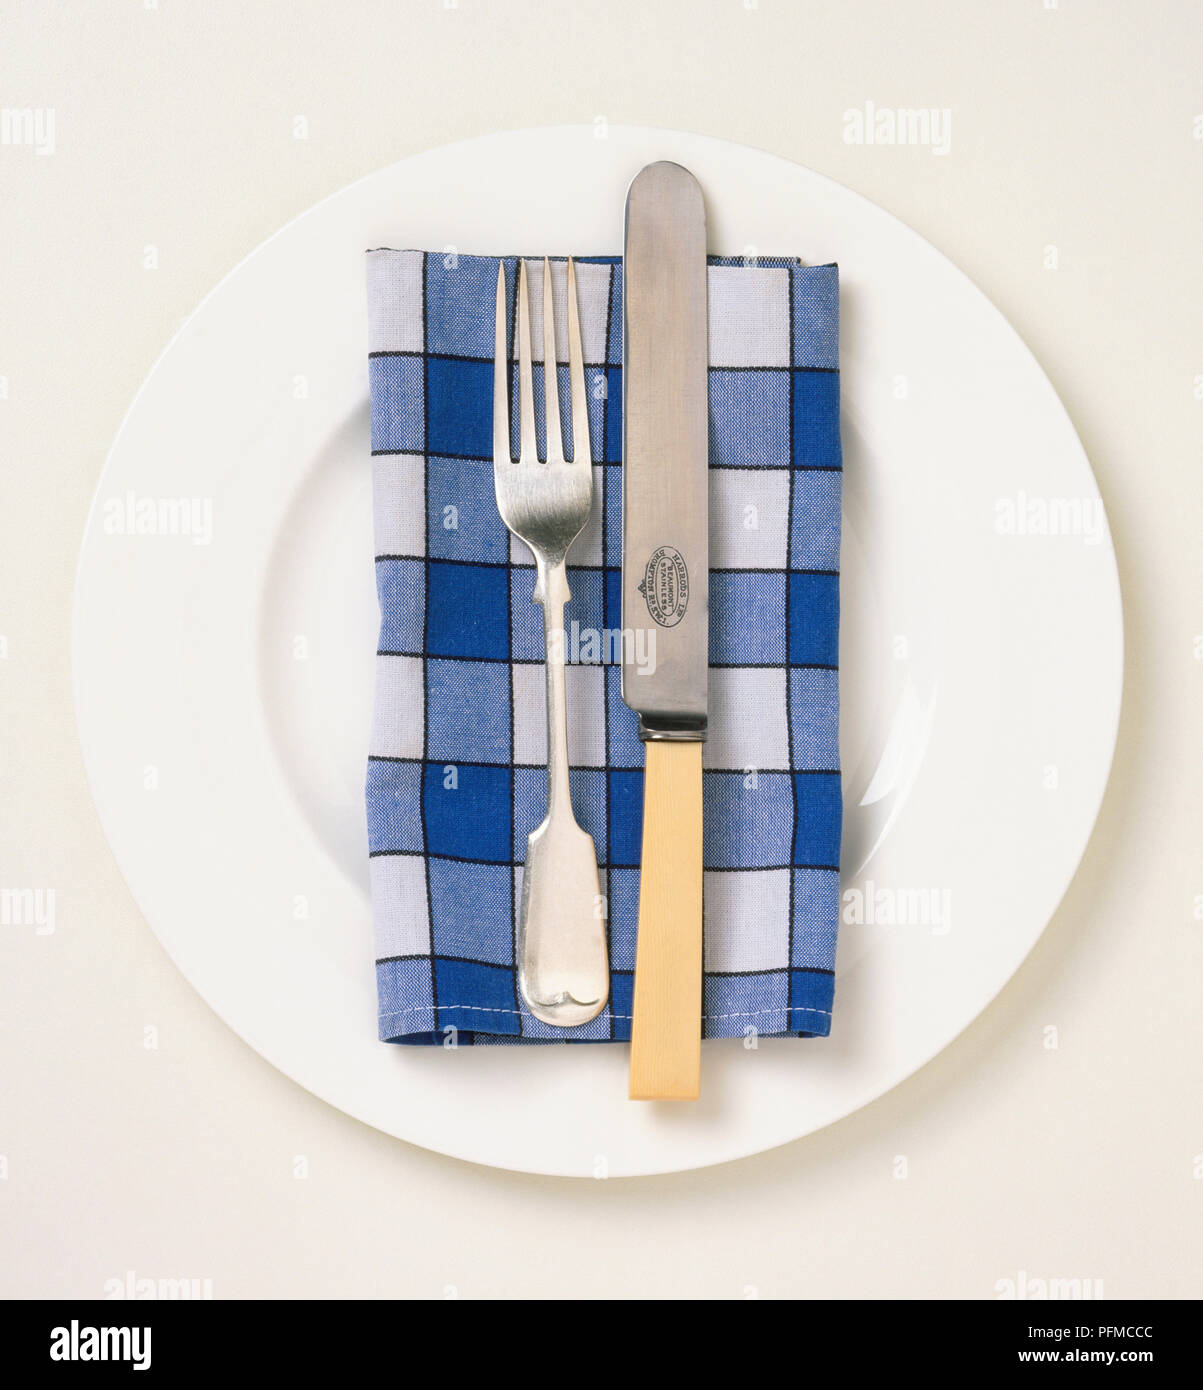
[629,739,703,1100]
[535,557,573,815]
[516,557,609,1028]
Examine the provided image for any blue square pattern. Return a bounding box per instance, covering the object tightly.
[604,566,622,631]
[792,867,840,970]
[423,762,511,864]
[511,767,545,856]
[709,369,790,468]
[789,572,840,668]
[513,767,607,866]
[704,971,790,1037]
[575,769,610,860]
[366,252,841,1042]
[605,666,643,769]
[607,770,644,868]
[369,355,424,455]
[790,470,842,573]
[520,998,614,1043]
[789,667,840,769]
[434,958,521,1036]
[605,970,634,1042]
[705,770,794,869]
[365,760,423,855]
[603,465,621,556]
[605,263,624,363]
[508,567,543,662]
[794,772,843,868]
[790,968,835,1035]
[792,371,842,471]
[711,572,787,665]
[510,566,605,662]
[569,567,606,638]
[521,362,579,462]
[426,356,493,460]
[602,368,623,462]
[429,858,513,966]
[584,372,608,466]
[424,254,500,359]
[377,957,435,1038]
[607,867,639,971]
[426,658,511,764]
[375,558,425,656]
[791,266,840,370]
[426,560,510,661]
[428,455,509,562]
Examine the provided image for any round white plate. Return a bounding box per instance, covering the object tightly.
[73,126,1121,1177]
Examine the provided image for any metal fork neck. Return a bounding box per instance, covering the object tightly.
[534,556,573,814]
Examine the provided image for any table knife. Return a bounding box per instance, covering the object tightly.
[621,162,709,1101]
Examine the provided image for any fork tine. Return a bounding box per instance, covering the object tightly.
[566,258,590,466]
[542,258,563,462]
[517,259,538,462]
[493,261,511,466]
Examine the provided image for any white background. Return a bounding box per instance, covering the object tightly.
[1,0,1200,1298]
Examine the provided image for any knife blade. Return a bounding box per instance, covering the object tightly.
[621,161,708,1101]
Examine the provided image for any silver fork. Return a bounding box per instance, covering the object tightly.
[493,257,608,1027]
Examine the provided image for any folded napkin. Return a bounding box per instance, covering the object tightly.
[365,250,842,1045]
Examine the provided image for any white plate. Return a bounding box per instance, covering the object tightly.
[72,126,1122,1177]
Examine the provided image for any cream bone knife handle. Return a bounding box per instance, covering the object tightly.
[629,739,704,1100]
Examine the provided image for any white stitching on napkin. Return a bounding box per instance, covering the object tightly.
[380,1004,833,1022]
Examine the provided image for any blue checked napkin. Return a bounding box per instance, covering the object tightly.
[365,251,841,1045]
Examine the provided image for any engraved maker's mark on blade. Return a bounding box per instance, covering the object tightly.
[642,545,690,628]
